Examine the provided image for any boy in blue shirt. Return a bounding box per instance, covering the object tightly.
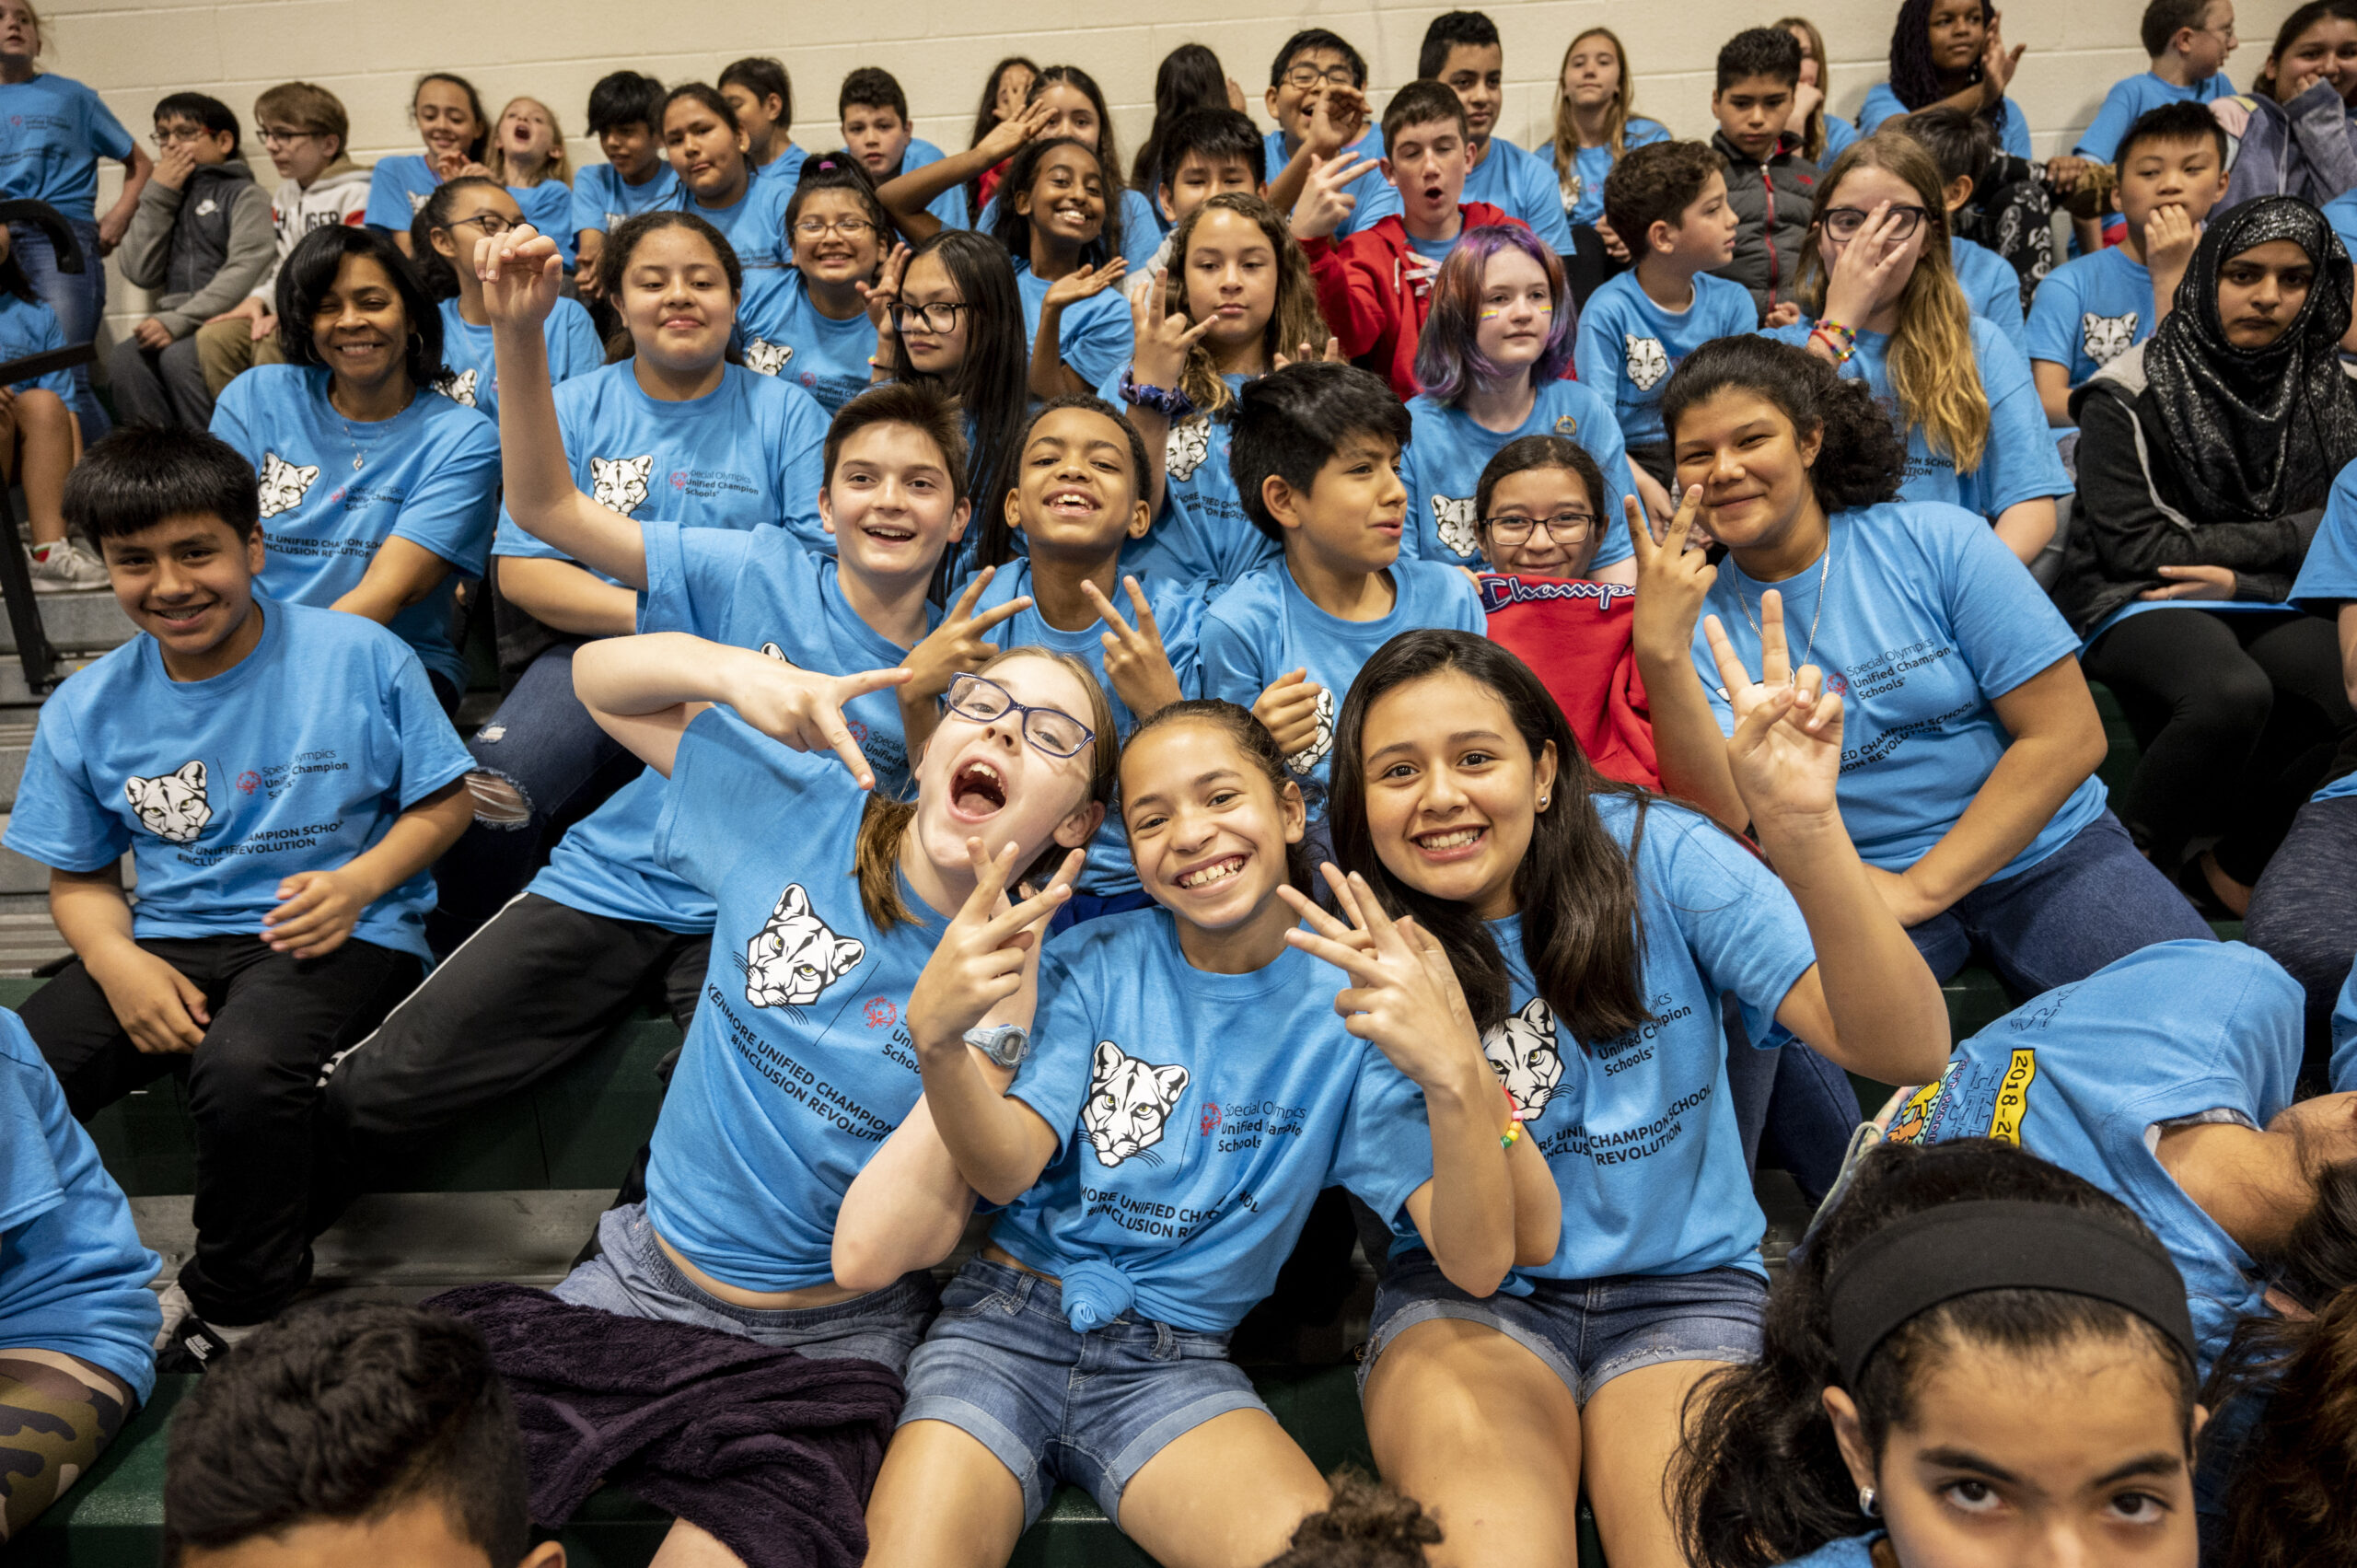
[1199,363,1484,817]
[1260,29,1399,241]
[2067,0,2238,168]
[1576,139,1750,516]
[2028,102,2226,426]
[1899,107,2031,355]
[572,71,678,301]
[840,66,966,235]
[6,428,472,1356]
[1420,11,1576,256]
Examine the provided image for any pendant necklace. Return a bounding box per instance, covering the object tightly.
[1716,533,1836,701]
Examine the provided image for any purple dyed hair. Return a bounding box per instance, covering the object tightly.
[1411,225,1575,403]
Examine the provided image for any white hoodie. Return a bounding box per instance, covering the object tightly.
[248,157,374,301]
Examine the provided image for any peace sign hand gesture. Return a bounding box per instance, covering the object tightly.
[1279,866,1490,1098]
[1080,575,1183,719]
[1626,486,1718,666]
[861,242,911,339]
[1130,268,1214,390]
[907,838,1085,1061]
[900,567,1036,710]
[476,223,564,333]
[1701,591,1843,834]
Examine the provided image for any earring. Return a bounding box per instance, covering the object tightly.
[1858,1486,1880,1518]
[1537,794,1549,808]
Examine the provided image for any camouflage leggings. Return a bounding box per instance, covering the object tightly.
[0,1350,134,1542]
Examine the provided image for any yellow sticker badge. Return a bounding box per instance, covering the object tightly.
[1987,1049,2037,1144]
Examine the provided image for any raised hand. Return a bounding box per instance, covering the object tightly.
[1701,592,1842,830]
[906,838,1084,1059]
[900,567,1036,708]
[861,242,911,338]
[979,99,1055,166]
[475,222,564,331]
[1271,336,1345,372]
[1252,668,1327,758]
[1820,202,1914,329]
[726,658,914,789]
[1081,576,1183,719]
[1279,866,1487,1092]
[1980,12,2026,101]
[1292,151,1376,240]
[1626,487,1718,665]
[1130,268,1214,389]
[1305,84,1372,156]
[1043,260,1128,311]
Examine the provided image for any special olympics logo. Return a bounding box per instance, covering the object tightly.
[669,470,687,489]
[236,771,261,794]
[863,996,897,1029]
[1825,670,1850,696]
[1200,1102,1221,1135]
[846,718,870,743]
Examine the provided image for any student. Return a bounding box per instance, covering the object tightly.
[2059,198,2357,916]
[481,96,575,267]
[1299,80,1528,402]
[2070,0,2240,169]
[2216,1,2357,213]
[658,85,795,309]
[208,225,499,710]
[1130,107,1265,280]
[0,229,93,591]
[2205,1255,2357,1567]
[1859,0,2033,160]
[0,1007,158,1543]
[446,212,826,943]
[1261,29,1400,243]
[737,154,885,412]
[192,82,371,400]
[1770,134,2069,563]
[365,72,491,251]
[968,65,1160,277]
[841,65,965,232]
[1709,28,1818,324]
[962,56,1039,221]
[1778,16,1862,166]
[1470,436,1608,581]
[2027,103,2227,426]
[412,178,602,424]
[991,135,1134,401]
[0,0,149,440]
[1422,11,1576,256]
[1400,226,1639,582]
[1331,628,1946,1568]
[1198,362,1485,814]
[1676,1139,2207,1568]
[1897,108,2029,357]
[1129,43,1236,226]
[110,92,273,433]
[860,697,1527,1568]
[1638,335,2208,994]
[7,427,471,1359]
[572,71,677,297]
[718,55,799,181]
[1550,27,1671,278]
[1103,192,1309,591]
[1577,139,1753,512]
[161,1302,565,1568]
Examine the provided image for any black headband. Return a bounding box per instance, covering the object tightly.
[1825,1201,2198,1388]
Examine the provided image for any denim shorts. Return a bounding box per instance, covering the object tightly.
[552,1202,938,1375]
[1362,1251,1767,1407]
[898,1259,1266,1528]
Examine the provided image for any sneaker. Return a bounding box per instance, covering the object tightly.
[155,1312,238,1374]
[29,540,110,592]
[153,1279,196,1350]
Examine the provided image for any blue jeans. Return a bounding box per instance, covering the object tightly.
[1907,810,2212,993]
[1723,996,1859,1204]
[12,218,105,438]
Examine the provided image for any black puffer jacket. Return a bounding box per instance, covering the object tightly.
[1709,130,1817,321]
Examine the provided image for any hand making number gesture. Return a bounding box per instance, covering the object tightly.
[1279,866,1486,1093]
[1625,486,1718,666]
[1701,591,1843,832]
[907,838,1086,1061]
[1080,576,1183,720]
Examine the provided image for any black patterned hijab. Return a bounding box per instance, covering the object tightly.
[2140,195,2357,523]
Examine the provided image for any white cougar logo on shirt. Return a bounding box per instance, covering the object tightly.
[257,451,319,519]
[1284,687,1336,777]
[1166,418,1212,482]
[2081,312,2139,366]
[743,339,794,377]
[1082,1040,1190,1167]
[1431,495,1481,560]
[589,455,655,515]
[735,883,865,1010]
[124,760,212,844]
[1624,333,1670,390]
[1482,996,1562,1122]
[436,367,480,407]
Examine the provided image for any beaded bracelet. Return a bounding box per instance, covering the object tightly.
[1500,1083,1528,1149]
[1817,317,1857,342]
[1810,328,1857,366]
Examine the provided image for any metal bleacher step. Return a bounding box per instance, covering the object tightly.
[0,812,132,900]
[0,587,134,656]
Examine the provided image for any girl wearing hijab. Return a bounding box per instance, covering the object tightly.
[2059,195,2357,918]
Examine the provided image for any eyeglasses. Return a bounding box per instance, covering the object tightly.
[1283,64,1359,90]
[891,300,970,333]
[259,127,322,147]
[1480,511,1595,543]
[943,672,1095,759]
[445,213,515,236]
[1823,204,1930,240]
[794,215,876,238]
[150,125,214,149]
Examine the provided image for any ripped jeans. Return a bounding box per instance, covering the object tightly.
[427,643,629,955]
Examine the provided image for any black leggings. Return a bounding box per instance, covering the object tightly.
[2080,608,2357,882]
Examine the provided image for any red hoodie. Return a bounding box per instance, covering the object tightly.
[1301,201,1526,401]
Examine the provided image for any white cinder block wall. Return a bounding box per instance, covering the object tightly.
[42,0,2242,347]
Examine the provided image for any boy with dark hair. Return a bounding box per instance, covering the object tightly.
[161,1301,562,1568]
[1260,28,1399,241]
[1200,362,1483,815]
[112,93,274,432]
[1298,81,1528,401]
[1898,107,2030,354]
[2070,0,2238,168]
[2027,101,2227,425]
[572,72,678,296]
[719,57,800,180]
[6,427,473,1363]
[1419,9,1575,255]
[1707,27,1817,322]
[1575,140,1751,510]
[841,65,965,232]
[1124,107,1266,286]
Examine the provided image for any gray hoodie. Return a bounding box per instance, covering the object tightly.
[118,158,275,340]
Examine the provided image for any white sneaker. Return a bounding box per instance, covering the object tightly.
[29,540,109,592]
[154,1279,196,1351]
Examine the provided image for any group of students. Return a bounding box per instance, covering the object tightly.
[6,1,2357,1566]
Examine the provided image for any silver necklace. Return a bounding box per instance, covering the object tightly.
[1735,536,1834,679]
[325,387,377,471]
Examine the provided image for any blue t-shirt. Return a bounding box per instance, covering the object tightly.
[995,907,1433,1333]
[2075,71,2235,162]
[735,267,879,412]
[511,180,576,265]
[1464,134,1576,255]
[1817,111,1862,165]
[1405,233,1456,264]
[0,288,72,399]
[1858,84,2032,158]
[643,706,949,1292]
[435,295,603,425]
[2327,188,2357,263]
[363,154,439,231]
[209,366,500,693]
[897,137,970,232]
[1953,235,2029,358]
[4,598,471,959]
[1694,501,2107,879]
[1885,939,2293,1375]
[1199,559,1485,803]
[677,170,795,292]
[1772,1535,1882,1568]
[1564,118,1671,229]
[2026,244,2154,389]
[1767,316,2069,517]
[977,189,1164,277]
[0,1010,161,1401]
[570,160,682,236]
[1427,797,1817,1285]
[965,560,1202,895]
[529,520,926,931]
[2292,457,2357,621]
[1573,269,1759,447]
[0,74,134,221]
[1400,379,1640,569]
[1092,366,1280,594]
[1014,258,1135,392]
[492,361,829,563]
[1263,125,1401,237]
